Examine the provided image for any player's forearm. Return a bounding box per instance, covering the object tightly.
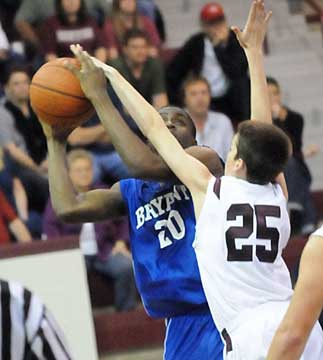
[91,92,163,177]
[267,326,305,360]
[46,139,80,217]
[246,49,272,123]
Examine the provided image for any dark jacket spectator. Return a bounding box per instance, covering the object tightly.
[167,3,250,122]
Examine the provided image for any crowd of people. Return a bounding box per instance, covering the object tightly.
[1,0,323,359]
[0,0,320,314]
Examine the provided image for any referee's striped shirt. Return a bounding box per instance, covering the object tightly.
[0,280,72,359]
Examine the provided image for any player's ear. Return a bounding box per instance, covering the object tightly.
[234,158,245,172]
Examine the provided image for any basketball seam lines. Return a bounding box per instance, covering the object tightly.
[36,106,93,119]
[31,82,88,101]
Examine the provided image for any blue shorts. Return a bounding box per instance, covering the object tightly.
[164,311,223,360]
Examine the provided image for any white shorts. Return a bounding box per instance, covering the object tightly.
[223,301,323,360]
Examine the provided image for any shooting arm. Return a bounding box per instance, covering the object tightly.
[47,137,126,223]
[267,234,323,359]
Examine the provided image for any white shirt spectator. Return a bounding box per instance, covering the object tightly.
[195,110,234,161]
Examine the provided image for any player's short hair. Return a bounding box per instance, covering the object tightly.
[123,28,149,46]
[236,121,290,184]
[181,74,211,104]
[266,76,280,90]
[67,149,93,169]
[158,106,197,139]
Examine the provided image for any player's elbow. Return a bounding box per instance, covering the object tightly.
[273,326,306,358]
[55,206,80,223]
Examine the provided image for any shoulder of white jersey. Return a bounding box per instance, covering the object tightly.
[311,225,323,238]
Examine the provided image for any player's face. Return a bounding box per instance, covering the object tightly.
[184,81,211,116]
[225,134,246,178]
[69,158,93,191]
[5,72,30,102]
[62,0,81,15]
[124,37,149,65]
[158,107,196,148]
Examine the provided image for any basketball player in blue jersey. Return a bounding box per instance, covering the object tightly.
[42,52,224,360]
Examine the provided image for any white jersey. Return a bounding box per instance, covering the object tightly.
[193,176,293,333]
[312,225,323,237]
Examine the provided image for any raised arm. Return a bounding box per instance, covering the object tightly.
[66,50,222,182]
[42,123,126,223]
[267,232,323,359]
[71,45,212,200]
[232,0,272,123]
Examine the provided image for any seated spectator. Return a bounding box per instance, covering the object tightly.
[110,28,168,109]
[0,66,49,213]
[182,75,233,162]
[41,0,107,63]
[103,0,161,59]
[43,149,137,312]
[0,148,42,238]
[0,21,25,87]
[137,0,166,43]
[68,115,131,183]
[167,2,250,123]
[267,76,318,234]
[0,189,31,245]
[14,0,112,60]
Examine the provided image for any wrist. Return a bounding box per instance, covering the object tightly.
[245,48,263,58]
[91,91,110,105]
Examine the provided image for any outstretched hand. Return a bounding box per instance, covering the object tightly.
[231,0,272,52]
[65,44,107,101]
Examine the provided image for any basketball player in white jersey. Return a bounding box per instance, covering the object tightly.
[267,224,323,359]
[72,1,323,358]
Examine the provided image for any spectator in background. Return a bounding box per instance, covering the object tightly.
[0,149,42,238]
[43,149,136,312]
[167,2,250,123]
[68,115,131,183]
[0,66,48,214]
[41,0,107,63]
[14,0,111,60]
[110,28,168,109]
[267,77,318,234]
[103,0,161,59]
[182,75,233,162]
[0,189,31,246]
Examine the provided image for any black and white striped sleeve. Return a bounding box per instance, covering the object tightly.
[0,280,73,359]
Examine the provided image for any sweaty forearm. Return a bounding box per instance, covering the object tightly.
[91,92,161,176]
[47,139,79,217]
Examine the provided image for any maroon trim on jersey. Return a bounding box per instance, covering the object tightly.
[221,328,233,352]
[213,177,222,199]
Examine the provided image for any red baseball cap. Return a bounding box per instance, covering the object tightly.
[200,2,225,23]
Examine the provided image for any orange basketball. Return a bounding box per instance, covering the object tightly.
[30,58,94,128]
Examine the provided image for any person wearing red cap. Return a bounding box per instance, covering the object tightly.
[167,2,250,124]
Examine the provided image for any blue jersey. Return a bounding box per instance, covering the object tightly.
[120,179,208,318]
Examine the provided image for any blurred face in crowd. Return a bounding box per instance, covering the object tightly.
[5,71,30,103]
[119,0,136,15]
[68,157,93,192]
[184,80,211,117]
[202,19,229,44]
[62,0,81,15]
[267,83,282,108]
[124,36,149,66]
